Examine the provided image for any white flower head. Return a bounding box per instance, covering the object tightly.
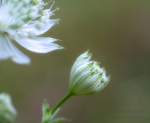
[0,0,63,64]
[0,93,17,123]
[69,51,110,95]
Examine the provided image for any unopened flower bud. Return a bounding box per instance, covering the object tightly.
[0,93,17,123]
[23,0,30,6]
[36,22,44,29]
[17,20,24,28]
[28,31,35,38]
[31,0,39,5]
[28,12,37,20]
[69,51,110,95]
[30,6,38,13]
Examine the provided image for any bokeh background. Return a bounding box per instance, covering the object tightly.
[0,0,150,123]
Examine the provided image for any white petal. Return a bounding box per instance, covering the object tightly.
[20,20,57,36]
[77,74,101,95]
[69,62,93,90]
[0,35,30,64]
[0,35,13,59]
[70,51,92,76]
[15,37,63,53]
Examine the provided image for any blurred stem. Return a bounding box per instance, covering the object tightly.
[51,92,72,115]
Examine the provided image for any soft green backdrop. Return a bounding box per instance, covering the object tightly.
[0,0,150,123]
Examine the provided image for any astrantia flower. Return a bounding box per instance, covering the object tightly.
[0,93,17,123]
[69,51,110,95]
[0,0,63,64]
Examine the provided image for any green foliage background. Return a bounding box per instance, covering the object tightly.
[0,0,150,123]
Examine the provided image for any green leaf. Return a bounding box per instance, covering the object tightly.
[51,108,60,119]
[42,100,51,123]
[45,108,50,116]
[42,100,50,115]
[43,108,51,122]
[41,100,68,123]
[53,117,69,123]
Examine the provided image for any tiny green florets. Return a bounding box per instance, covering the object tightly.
[31,0,39,5]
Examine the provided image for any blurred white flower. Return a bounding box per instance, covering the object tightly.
[0,0,63,64]
[0,93,17,123]
[69,51,110,95]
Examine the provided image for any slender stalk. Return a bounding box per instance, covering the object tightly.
[51,91,72,115]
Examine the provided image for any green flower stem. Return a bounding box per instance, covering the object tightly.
[51,92,72,115]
